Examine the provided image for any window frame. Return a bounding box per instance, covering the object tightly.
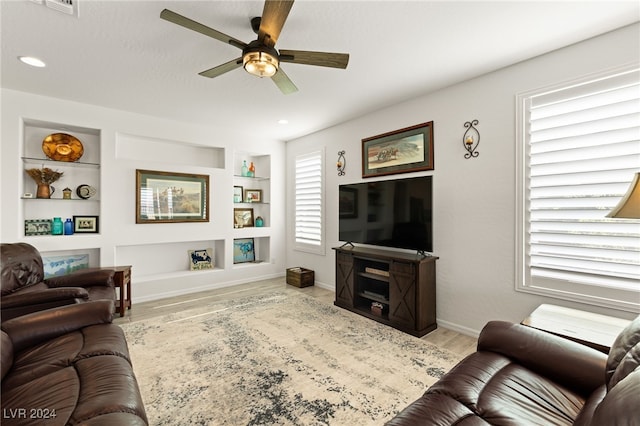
[515,64,640,313]
[293,149,325,255]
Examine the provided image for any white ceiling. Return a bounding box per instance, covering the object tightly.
[2,1,639,142]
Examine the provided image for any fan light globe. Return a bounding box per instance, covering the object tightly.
[243,51,278,77]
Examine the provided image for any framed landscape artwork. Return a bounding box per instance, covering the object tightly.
[136,169,209,223]
[362,121,434,178]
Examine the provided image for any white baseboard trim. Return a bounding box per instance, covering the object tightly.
[437,319,482,338]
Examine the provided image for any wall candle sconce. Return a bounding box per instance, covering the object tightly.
[337,150,346,176]
[463,119,480,159]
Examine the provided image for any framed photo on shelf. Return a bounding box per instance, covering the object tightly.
[233,208,254,228]
[233,185,243,203]
[188,248,214,270]
[73,215,99,233]
[136,169,209,224]
[24,219,52,236]
[233,238,255,263]
[244,189,262,203]
[362,121,434,178]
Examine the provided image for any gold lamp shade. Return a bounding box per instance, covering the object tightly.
[607,173,640,219]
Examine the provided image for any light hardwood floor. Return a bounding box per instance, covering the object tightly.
[114,277,478,357]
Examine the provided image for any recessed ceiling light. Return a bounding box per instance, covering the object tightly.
[278,119,289,125]
[18,56,46,68]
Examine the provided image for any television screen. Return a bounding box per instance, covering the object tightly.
[339,176,433,253]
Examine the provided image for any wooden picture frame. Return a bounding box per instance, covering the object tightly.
[233,208,254,228]
[233,238,255,263]
[136,169,209,223]
[244,188,262,203]
[362,121,434,178]
[73,215,99,233]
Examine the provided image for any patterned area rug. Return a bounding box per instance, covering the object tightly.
[120,291,462,425]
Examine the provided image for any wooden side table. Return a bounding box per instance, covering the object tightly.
[522,304,630,353]
[112,265,132,317]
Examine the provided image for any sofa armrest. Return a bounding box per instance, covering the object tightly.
[478,321,607,396]
[1,287,89,308]
[1,300,114,353]
[45,268,115,288]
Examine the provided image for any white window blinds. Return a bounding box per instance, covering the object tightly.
[295,151,324,253]
[517,66,640,311]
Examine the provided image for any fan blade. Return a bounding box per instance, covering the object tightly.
[160,9,248,50]
[258,0,294,47]
[279,50,349,69]
[271,67,298,94]
[199,58,243,78]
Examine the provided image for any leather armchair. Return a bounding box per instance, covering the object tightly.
[1,243,115,320]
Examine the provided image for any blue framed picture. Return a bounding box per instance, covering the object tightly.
[233,238,255,264]
[42,254,90,278]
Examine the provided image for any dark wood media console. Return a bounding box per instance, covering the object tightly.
[333,246,438,337]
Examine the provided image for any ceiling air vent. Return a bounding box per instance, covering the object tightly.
[30,0,79,18]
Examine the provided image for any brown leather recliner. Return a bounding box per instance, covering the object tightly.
[1,243,115,321]
[386,315,640,425]
[1,300,148,425]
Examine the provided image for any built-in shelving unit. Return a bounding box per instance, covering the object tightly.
[233,152,271,266]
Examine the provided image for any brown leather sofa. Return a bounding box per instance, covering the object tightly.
[1,243,115,321]
[1,300,148,425]
[387,315,640,425]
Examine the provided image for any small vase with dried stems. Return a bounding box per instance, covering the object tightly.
[25,167,63,199]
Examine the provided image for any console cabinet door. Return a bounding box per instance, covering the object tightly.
[389,261,416,329]
[335,252,355,307]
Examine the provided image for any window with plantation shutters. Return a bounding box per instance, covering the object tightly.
[516,66,640,312]
[295,150,325,254]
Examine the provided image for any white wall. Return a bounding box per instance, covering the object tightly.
[285,23,640,336]
[1,90,286,302]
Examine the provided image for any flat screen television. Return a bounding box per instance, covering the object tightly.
[338,175,433,254]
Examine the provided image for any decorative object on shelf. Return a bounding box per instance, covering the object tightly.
[188,248,214,270]
[248,161,256,177]
[463,119,480,159]
[233,208,254,228]
[255,216,264,227]
[606,172,640,219]
[24,219,52,236]
[23,193,34,199]
[62,187,72,199]
[76,184,97,199]
[362,121,434,178]
[25,167,63,199]
[241,160,249,177]
[244,189,262,203]
[63,218,74,235]
[42,133,84,162]
[42,254,89,279]
[233,238,255,264]
[72,215,99,233]
[233,185,243,203]
[337,150,346,176]
[136,169,209,224]
[338,186,358,218]
[52,217,64,235]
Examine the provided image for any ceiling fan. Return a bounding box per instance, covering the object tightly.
[160,0,349,94]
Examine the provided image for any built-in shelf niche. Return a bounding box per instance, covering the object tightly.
[233,236,270,267]
[115,240,225,282]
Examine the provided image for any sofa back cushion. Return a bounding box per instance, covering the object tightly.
[1,330,13,380]
[605,315,640,390]
[1,243,44,296]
